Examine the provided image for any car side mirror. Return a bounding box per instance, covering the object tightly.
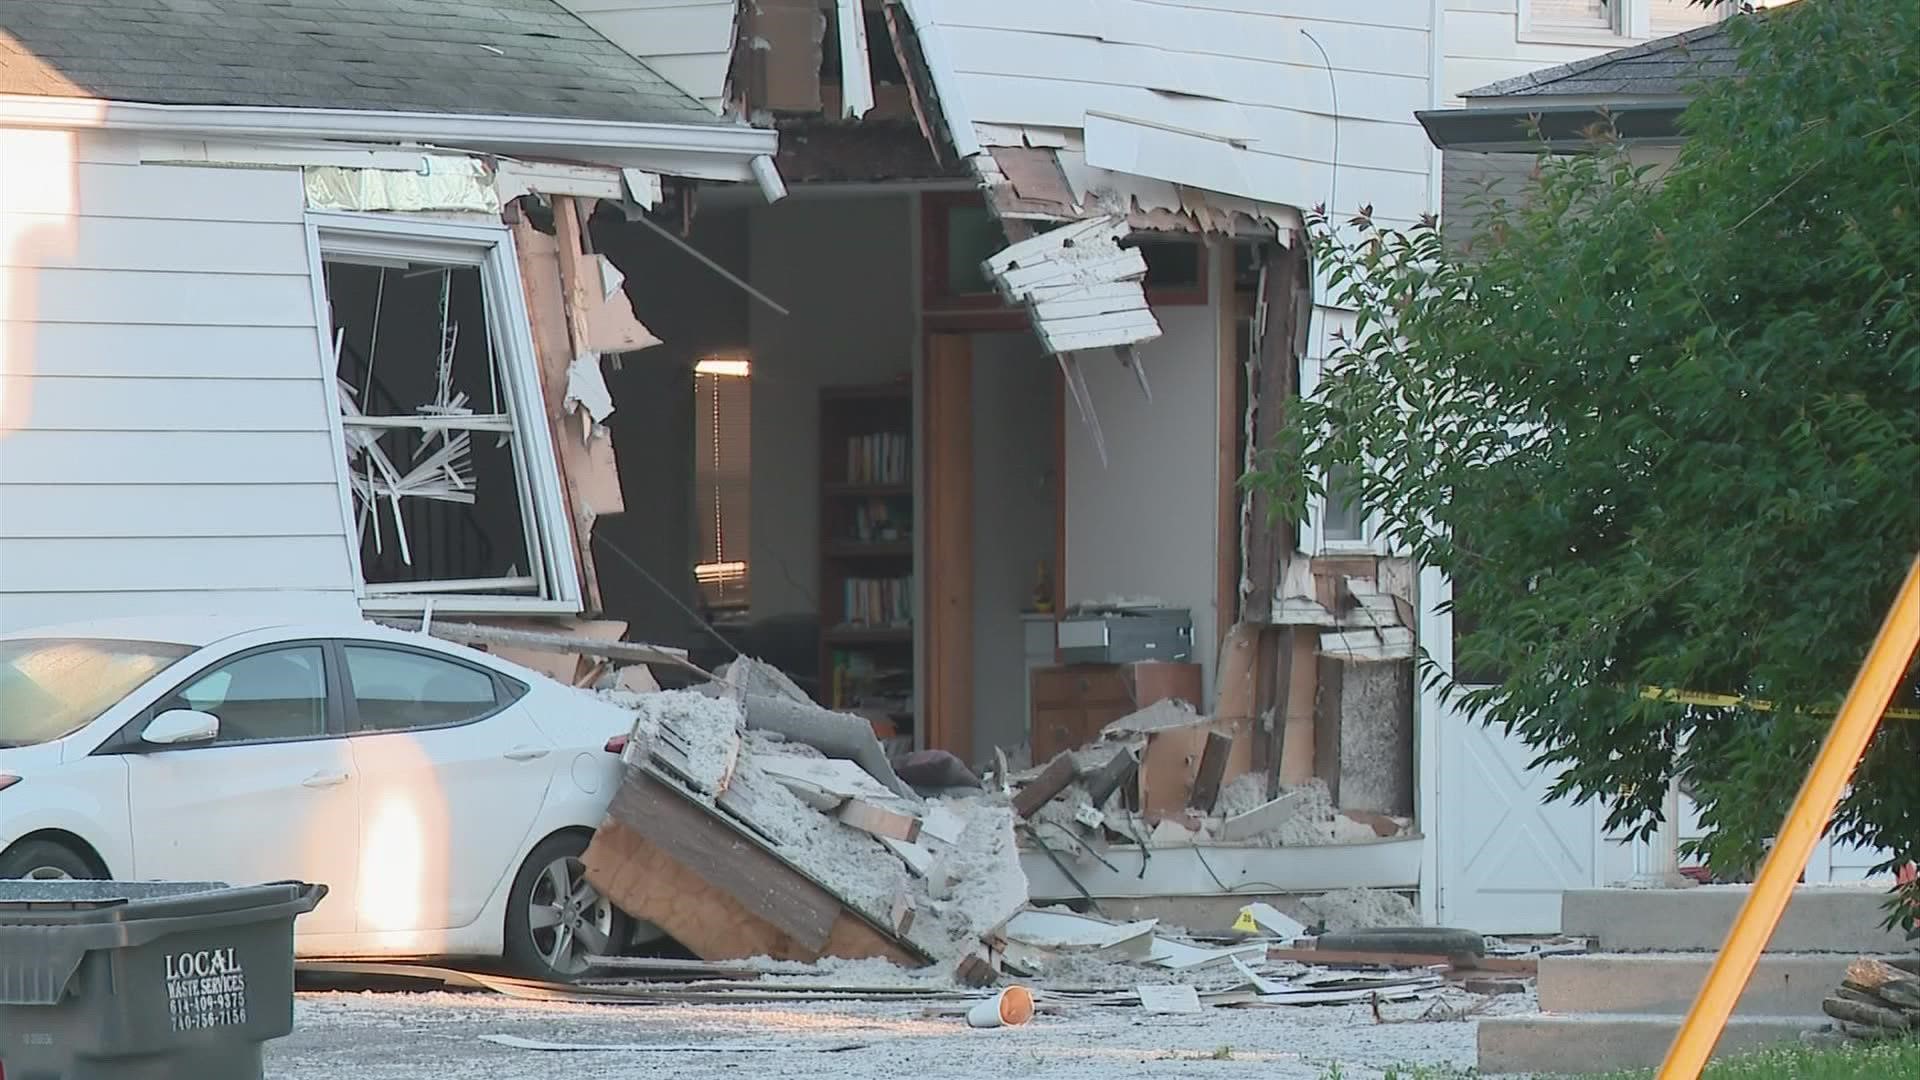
[142,709,220,746]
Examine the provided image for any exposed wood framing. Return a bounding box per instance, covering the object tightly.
[1213,237,1241,658]
[511,210,621,613]
[1246,244,1310,793]
[922,332,975,758]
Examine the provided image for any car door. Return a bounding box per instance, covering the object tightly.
[337,641,556,933]
[121,642,360,935]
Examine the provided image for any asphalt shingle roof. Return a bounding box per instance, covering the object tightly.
[1463,18,1742,100]
[0,0,715,125]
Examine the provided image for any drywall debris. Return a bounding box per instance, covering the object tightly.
[1216,791,1306,843]
[1136,984,1203,1014]
[564,354,616,432]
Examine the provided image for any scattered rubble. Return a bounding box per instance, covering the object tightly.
[559,656,1459,1025]
[1821,956,1920,1041]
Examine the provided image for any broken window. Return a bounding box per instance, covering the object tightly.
[318,221,579,609]
[694,354,752,610]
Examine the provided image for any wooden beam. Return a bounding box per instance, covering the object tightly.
[379,619,709,679]
[1241,245,1303,625]
[1081,745,1140,809]
[1213,237,1241,659]
[1012,754,1080,818]
[1188,731,1235,813]
[923,332,975,758]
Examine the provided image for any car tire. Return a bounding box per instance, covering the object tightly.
[503,833,628,983]
[0,839,102,881]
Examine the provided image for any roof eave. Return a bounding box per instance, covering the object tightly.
[0,94,779,182]
[1417,101,1687,153]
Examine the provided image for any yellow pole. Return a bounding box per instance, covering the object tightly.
[1658,552,1920,1079]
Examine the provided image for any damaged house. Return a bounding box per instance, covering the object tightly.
[0,0,1748,936]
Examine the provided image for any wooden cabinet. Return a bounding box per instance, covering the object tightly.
[1028,661,1203,763]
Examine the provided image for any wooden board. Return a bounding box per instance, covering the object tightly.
[597,766,840,952]
[1188,731,1235,812]
[923,332,975,757]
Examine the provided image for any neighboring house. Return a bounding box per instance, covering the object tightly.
[1417,3,1889,928]
[2,1,1745,931]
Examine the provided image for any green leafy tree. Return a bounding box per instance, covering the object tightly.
[1251,0,1920,926]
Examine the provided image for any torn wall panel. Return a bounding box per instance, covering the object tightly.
[984,216,1161,355]
[512,216,625,610]
[305,159,497,213]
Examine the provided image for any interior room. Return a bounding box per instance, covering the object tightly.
[584,188,1238,766]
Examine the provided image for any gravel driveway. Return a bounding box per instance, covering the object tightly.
[269,987,1530,1079]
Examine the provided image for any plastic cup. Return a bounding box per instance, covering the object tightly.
[966,985,1035,1028]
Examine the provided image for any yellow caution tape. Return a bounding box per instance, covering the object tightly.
[1641,686,1920,721]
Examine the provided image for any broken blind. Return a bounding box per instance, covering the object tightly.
[695,358,752,609]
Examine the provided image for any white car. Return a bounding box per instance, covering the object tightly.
[0,617,639,981]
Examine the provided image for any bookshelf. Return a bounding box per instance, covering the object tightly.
[818,381,915,738]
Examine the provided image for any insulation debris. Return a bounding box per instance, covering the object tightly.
[583,690,1024,971]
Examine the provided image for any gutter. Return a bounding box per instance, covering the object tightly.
[1417,101,1686,153]
[0,94,781,188]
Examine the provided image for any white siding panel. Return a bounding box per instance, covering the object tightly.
[1086,116,1431,223]
[942,28,1430,125]
[1237,109,1433,175]
[0,588,360,634]
[1,147,354,620]
[0,484,346,539]
[1,375,329,432]
[0,537,353,592]
[1140,0,1429,31]
[0,431,340,484]
[0,323,325,380]
[0,213,310,275]
[1101,3,1431,77]
[555,0,736,109]
[644,55,732,105]
[581,7,738,55]
[23,269,316,327]
[5,161,305,222]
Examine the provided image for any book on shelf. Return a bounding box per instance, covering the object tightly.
[841,574,913,628]
[845,432,910,486]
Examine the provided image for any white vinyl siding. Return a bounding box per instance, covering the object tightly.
[553,0,739,112]
[0,129,358,632]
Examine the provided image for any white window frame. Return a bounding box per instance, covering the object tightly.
[1297,320,1389,558]
[304,211,583,615]
[1520,0,1731,48]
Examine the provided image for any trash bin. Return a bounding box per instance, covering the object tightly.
[0,879,325,1080]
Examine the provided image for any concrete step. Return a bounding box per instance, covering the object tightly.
[1562,885,1911,953]
[1538,952,1884,1017]
[1478,1013,1824,1075]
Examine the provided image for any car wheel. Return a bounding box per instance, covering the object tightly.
[503,833,627,982]
[0,839,102,881]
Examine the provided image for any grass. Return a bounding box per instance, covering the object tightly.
[1317,1040,1920,1079]
[1576,1040,1920,1079]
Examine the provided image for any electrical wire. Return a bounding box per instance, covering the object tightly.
[591,530,745,660]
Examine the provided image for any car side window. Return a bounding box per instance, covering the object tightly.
[165,646,329,745]
[343,646,500,734]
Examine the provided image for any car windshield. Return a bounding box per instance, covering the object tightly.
[0,638,194,748]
